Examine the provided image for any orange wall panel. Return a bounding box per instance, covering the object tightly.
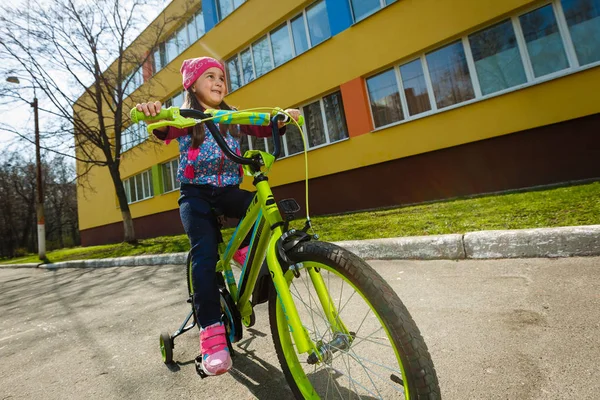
[340,78,373,138]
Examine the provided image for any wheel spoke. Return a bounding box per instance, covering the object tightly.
[350,326,387,349]
[325,364,381,399]
[345,350,405,395]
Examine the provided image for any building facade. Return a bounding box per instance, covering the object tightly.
[78,0,600,246]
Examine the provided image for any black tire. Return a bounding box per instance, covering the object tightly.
[268,241,440,399]
[160,332,174,364]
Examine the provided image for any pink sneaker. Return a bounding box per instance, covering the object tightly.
[233,246,249,266]
[199,322,232,376]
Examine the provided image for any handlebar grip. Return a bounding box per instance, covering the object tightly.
[130,107,177,123]
[275,113,305,127]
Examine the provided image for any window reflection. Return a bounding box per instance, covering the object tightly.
[426,41,475,108]
[306,1,331,47]
[291,15,309,55]
[399,59,432,115]
[469,20,527,95]
[367,69,403,128]
[520,5,569,77]
[561,0,600,65]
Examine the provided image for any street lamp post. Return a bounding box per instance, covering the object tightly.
[6,76,46,260]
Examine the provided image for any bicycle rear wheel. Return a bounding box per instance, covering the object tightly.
[268,241,440,399]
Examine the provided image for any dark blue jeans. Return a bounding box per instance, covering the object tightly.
[179,184,254,328]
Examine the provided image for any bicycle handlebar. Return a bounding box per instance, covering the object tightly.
[130,106,303,169]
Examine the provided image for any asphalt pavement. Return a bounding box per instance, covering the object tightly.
[1,257,599,399]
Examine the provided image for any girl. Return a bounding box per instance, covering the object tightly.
[135,56,300,376]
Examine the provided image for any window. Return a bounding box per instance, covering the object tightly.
[249,135,266,152]
[351,0,381,21]
[122,122,146,152]
[240,135,250,155]
[153,44,166,73]
[322,92,349,143]
[350,0,396,22]
[240,48,255,85]
[175,91,185,107]
[306,1,331,47]
[271,24,294,67]
[195,11,206,39]
[226,56,242,91]
[187,17,198,44]
[366,69,403,128]
[162,159,180,193]
[252,36,273,77]
[561,0,600,65]
[176,26,189,51]
[304,101,326,147]
[426,41,475,109]
[291,15,309,56]
[166,36,178,65]
[217,0,244,21]
[469,20,527,95]
[123,67,143,98]
[399,59,432,116]
[218,0,233,20]
[124,170,153,203]
[520,5,569,77]
[284,124,305,156]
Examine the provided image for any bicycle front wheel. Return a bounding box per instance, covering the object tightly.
[268,241,440,399]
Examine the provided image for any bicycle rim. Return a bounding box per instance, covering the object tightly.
[273,261,410,399]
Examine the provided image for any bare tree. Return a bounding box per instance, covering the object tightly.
[0,0,192,243]
[45,155,79,249]
[0,151,80,259]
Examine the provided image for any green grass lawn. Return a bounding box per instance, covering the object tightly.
[3,181,599,265]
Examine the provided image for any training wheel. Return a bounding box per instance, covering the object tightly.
[242,309,256,328]
[159,331,174,364]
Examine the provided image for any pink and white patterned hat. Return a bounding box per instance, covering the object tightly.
[180,57,225,90]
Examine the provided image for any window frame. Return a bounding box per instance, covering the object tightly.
[121,121,147,153]
[162,158,180,194]
[123,169,154,204]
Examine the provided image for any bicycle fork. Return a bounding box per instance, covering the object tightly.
[266,237,353,363]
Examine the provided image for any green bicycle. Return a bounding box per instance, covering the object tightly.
[131,106,440,399]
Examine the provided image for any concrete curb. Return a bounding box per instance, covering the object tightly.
[2,225,599,269]
[335,234,465,260]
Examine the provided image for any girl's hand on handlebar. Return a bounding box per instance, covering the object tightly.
[136,101,162,117]
[278,108,301,129]
[136,101,167,132]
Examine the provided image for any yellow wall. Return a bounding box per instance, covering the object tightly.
[78,0,600,231]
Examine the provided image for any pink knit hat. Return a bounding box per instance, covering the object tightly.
[180,57,225,90]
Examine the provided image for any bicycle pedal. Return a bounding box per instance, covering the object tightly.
[194,355,208,379]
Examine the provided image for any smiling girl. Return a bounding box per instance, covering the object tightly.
[136,57,299,376]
